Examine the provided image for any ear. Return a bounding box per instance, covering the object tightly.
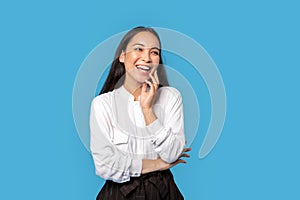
[119,51,125,63]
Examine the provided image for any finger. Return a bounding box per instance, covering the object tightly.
[174,159,187,164]
[145,79,152,86]
[149,74,158,89]
[145,79,154,93]
[183,147,192,152]
[180,153,190,158]
[154,70,160,85]
[149,74,157,84]
[151,70,159,85]
[142,83,147,93]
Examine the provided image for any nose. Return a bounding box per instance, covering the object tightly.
[141,49,151,63]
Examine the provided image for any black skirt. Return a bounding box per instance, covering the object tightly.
[96,169,184,200]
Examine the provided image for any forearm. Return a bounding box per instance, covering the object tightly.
[141,154,189,175]
[142,158,171,174]
[141,159,160,174]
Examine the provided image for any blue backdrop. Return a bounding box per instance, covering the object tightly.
[1,0,299,199]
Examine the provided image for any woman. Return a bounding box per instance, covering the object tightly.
[90,26,191,200]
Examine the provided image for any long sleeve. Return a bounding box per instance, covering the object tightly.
[90,95,142,183]
[146,87,185,163]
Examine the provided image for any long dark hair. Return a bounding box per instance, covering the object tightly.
[99,26,169,95]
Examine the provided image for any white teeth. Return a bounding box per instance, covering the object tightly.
[136,65,150,71]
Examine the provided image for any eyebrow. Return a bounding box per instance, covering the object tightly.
[132,43,160,50]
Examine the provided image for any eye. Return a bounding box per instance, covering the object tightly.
[134,47,143,52]
[151,50,159,56]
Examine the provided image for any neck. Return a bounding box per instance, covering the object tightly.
[123,76,142,100]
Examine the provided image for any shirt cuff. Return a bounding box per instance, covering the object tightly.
[129,158,142,177]
[146,119,172,150]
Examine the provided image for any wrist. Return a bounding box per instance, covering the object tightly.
[142,107,153,113]
[142,108,157,125]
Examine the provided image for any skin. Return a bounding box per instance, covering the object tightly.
[119,31,191,174]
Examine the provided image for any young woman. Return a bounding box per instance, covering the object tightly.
[90,26,191,200]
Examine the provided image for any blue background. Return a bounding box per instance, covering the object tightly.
[1,0,299,199]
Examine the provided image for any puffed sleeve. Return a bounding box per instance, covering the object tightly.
[90,95,142,183]
[146,87,186,163]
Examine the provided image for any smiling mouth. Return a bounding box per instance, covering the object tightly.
[136,65,151,72]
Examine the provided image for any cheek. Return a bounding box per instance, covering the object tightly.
[124,54,139,70]
[152,56,160,65]
[125,64,136,72]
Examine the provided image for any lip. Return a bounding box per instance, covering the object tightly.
[135,64,152,73]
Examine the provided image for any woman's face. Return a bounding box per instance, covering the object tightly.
[119,31,160,86]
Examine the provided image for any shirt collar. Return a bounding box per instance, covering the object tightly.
[117,85,136,102]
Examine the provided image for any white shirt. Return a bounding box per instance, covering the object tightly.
[90,85,185,183]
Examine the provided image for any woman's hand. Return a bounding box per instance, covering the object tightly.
[140,71,159,125]
[142,148,192,174]
[157,148,192,171]
[140,70,159,110]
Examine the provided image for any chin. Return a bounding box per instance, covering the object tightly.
[136,76,149,84]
